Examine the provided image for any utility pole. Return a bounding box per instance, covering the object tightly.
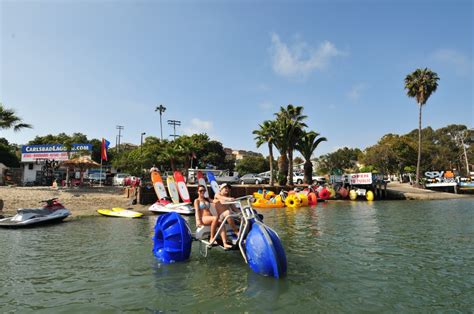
[167,119,181,140]
[155,104,166,140]
[140,132,146,153]
[461,131,470,176]
[116,125,124,153]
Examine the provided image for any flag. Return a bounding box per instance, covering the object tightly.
[101,138,110,161]
[191,151,197,159]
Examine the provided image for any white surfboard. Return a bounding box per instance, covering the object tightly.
[197,171,209,198]
[167,176,180,204]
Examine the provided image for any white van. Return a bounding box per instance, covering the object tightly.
[113,173,130,186]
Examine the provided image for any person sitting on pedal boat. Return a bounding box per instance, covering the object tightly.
[213,183,240,237]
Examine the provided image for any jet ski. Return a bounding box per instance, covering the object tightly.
[148,197,194,215]
[0,198,70,228]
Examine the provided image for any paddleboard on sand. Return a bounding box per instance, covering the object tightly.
[151,170,168,200]
[173,171,191,203]
[97,207,143,218]
[207,171,220,195]
[167,176,180,203]
[197,171,209,198]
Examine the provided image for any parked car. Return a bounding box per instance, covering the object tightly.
[88,172,106,183]
[113,173,130,186]
[239,173,269,185]
[123,176,141,187]
[215,173,240,184]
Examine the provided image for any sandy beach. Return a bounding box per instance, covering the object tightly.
[1,183,472,218]
[0,186,149,217]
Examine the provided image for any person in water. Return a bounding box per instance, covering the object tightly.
[194,185,232,249]
[213,183,240,236]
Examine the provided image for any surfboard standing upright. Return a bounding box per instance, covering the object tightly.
[173,171,191,203]
[151,170,168,200]
[148,171,194,215]
[197,171,209,198]
[207,171,220,195]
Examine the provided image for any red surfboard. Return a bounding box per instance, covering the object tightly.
[173,171,191,203]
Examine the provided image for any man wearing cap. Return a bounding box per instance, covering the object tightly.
[213,183,240,236]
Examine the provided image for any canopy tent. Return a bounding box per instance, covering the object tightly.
[61,156,101,185]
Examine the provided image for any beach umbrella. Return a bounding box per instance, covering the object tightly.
[61,156,101,185]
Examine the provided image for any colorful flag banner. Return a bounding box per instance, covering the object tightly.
[101,138,110,161]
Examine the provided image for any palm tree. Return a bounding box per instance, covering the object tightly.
[404,68,439,186]
[295,131,327,184]
[253,120,277,186]
[272,120,290,186]
[0,103,32,131]
[275,105,307,185]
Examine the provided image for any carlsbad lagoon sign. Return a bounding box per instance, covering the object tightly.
[21,144,93,162]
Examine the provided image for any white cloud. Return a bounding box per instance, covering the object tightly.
[347,83,368,102]
[270,33,346,78]
[184,118,213,135]
[431,49,472,76]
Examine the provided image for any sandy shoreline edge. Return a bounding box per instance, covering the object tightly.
[1,183,472,218]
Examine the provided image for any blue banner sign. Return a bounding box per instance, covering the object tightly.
[21,144,92,154]
[21,144,93,162]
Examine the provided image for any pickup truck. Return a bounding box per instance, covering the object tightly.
[292,173,326,184]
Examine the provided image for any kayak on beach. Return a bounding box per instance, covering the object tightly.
[97,207,143,218]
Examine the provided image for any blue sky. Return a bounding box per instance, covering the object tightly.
[1,0,472,157]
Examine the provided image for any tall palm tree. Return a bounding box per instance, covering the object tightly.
[295,131,327,184]
[272,120,290,186]
[404,68,439,186]
[0,103,32,131]
[275,105,307,185]
[253,120,277,186]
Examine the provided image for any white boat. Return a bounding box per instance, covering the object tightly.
[148,201,194,215]
[0,199,70,228]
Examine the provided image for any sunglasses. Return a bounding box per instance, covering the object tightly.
[198,190,205,192]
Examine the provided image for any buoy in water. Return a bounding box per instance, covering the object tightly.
[307,192,317,205]
[338,187,348,199]
[349,189,358,200]
[366,190,374,201]
[318,188,330,200]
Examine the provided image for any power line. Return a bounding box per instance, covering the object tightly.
[116,125,124,152]
[167,120,181,140]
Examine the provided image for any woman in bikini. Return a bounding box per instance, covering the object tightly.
[194,185,232,249]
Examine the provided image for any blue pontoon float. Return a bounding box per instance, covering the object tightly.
[152,196,287,278]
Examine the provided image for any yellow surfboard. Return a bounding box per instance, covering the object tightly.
[97,207,143,218]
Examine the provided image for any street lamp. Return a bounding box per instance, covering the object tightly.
[155,104,166,140]
[140,132,146,150]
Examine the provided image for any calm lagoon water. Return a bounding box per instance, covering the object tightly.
[1,199,473,312]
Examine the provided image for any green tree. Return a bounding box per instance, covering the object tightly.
[0,103,32,132]
[404,68,440,186]
[235,155,269,176]
[253,120,278,186]
[295,131,327,184]
[0,138,20,167]
[317,147,362,174]
[275,105,307,185]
